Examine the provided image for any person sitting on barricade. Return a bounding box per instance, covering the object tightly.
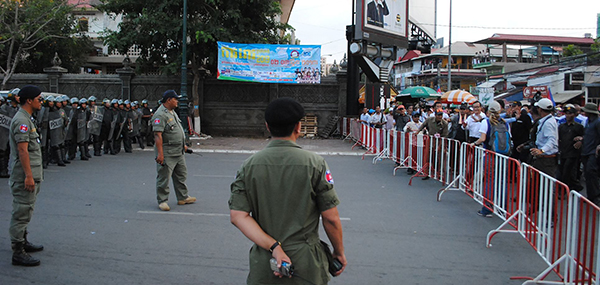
[472,101,512,218]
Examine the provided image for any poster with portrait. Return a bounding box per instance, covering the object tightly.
[363,0,408,38]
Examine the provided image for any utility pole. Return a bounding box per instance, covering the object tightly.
[180,0,189,133]
[447,0,452,91]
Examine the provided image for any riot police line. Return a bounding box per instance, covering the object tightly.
[0,88,157,176]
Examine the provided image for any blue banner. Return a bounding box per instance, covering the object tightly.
[217,42,321,84]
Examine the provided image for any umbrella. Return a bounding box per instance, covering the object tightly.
[441,90,477,104]
[398,86,440,98]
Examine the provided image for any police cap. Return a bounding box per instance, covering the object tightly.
[18,85,42,101]
[264,98,305,127]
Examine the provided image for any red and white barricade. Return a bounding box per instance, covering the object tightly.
[351,123,370,150]
[437,143,521,224]
[522,191,600,285]
[424,135,462,188]
[341,117,351,141]
[392,132,430,179]
[348,119,361,143]
[485,163,570,282]
[371,128,389,163]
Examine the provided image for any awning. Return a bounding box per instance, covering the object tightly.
[478,80,502,88]
[552,90,584,103]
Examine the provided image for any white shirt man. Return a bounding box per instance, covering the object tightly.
[462,102,487,143]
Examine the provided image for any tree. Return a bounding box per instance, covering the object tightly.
[98,0,291,111]
[563,44,583,57]
[591,37,600,62]
[0,0,88,89]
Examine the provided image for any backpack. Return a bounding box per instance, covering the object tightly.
[486,119,512,155]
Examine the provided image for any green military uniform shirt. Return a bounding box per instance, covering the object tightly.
[151,105,185,156]
[229,140,340,285]
[9,108,43,183]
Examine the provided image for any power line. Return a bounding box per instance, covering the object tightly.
[417,22,596,31]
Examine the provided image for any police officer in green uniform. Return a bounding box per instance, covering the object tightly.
[9,85,45,267]
[151,90,196,211]
[229,98,347,285]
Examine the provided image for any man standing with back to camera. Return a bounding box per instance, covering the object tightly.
[229,97,346,284]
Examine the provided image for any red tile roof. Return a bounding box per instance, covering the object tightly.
[475,34,595,46]
[399,50,421,62]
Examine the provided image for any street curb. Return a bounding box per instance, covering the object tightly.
[138,147,370,156]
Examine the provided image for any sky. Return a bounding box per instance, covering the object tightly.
[288,0,600,64]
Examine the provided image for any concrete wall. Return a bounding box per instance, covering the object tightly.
[2,72,347,137]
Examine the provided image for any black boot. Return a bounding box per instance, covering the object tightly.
[42,147,49,169]
[79,144,89,160]
[11,242,40,266]
[60,146,70,164]
[0,149,9,178]
[23,232,44,252]
[53,147,66,167]
[84,143,92,158]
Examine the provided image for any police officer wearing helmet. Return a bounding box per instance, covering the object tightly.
[76,97,92,160]
[9,85,45,266]
[121,99,133,153]
[0,88,21,178]
[37,95,53,169]
[229,98,347,284]
[131,101,144,149]
[48,95,68,166]
[100,99,114,154]
[107,99,120,154]
[112,100,126,154]
[65,98,79,160]
[88,97,104,156]
[152,90,196,211]
[88,96,97,107]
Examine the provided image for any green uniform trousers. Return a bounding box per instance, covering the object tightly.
[156,155,189,204]
[10,181,41,243]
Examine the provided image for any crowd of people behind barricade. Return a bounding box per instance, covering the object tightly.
[0,88,157,177]
[358,95,600,211]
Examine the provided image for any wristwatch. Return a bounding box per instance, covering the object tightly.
[269,241,281,253]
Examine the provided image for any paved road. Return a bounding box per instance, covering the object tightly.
[0,142,552,284]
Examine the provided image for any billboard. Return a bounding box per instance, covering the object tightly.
[409,0,436,40]
[217,42,321,84]
[523,86,549,99]
[355,0,408,47]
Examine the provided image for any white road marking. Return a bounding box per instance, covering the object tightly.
[193,174,235,178]
[137,211,351,220]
